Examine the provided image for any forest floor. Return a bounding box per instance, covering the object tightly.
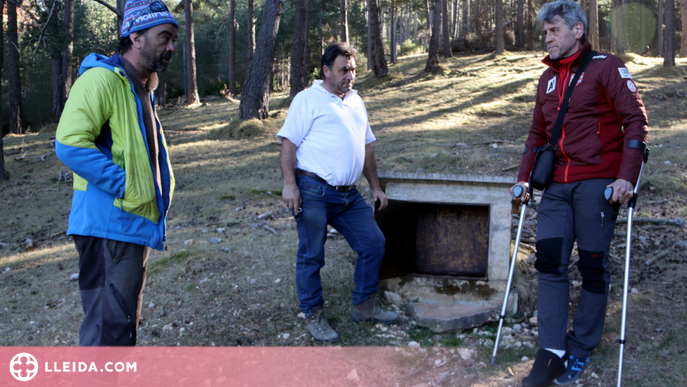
[1,51,686,387]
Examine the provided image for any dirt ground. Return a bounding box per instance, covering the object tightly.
[1,51,686,387]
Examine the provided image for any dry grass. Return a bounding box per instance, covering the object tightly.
[1,51,686,386]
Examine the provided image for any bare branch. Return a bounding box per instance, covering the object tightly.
[93,0,121,17]
[33,0,58,55]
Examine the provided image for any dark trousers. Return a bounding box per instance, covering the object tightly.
[534,179,619,358]
[73,235,149,346]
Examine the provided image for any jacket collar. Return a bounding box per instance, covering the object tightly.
[542,40,592,71]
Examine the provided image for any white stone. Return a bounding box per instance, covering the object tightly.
[184,239,194,247]
[346,369,359,381]
[408,341,421,347]
[513,324,522,332]
[385,291,404,307]
[148,302,155,308]
[631,288,639,294]
[282,333,290,340]
[274,278,281,284]
[457,348,473,360]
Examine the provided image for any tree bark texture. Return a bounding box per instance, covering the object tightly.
[0,0,6,180]
[681,0,687,56]
[290,0,309,97]
[442,0,452,56]
[8,0,25,134]
[495,0,503,53]
[184,0,199,104]
[239,0,284,119]
[117,0,125,36]
[425,0,442,72]
[424,0,431,51]
[248,0,256,64]
[63,0,75,100]
[228,0,237,96]
[49,0,64,122]
[664,0,675,66]
[390,4,396,63]
[658,0,664,56]
[367,0,388,78]
[452,0,459,39]
[516,0,524,47]
[462,0,470,34]
[588,0,599,50]
[340,0,349,42]
[367,6,373,70]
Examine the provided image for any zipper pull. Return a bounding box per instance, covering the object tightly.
[601,212,605,228]
[163,236,168,251]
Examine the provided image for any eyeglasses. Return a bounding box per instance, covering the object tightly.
[123,1,171,37]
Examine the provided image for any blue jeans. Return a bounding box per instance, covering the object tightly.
[295,174,386,315]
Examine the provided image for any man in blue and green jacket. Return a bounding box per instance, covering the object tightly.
[55,0,177,346]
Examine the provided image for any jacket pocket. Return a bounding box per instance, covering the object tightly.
[565,126,604,166]
[113,149,159,223]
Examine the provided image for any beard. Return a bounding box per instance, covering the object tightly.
[141,45,172,73]
[548,37,576,60]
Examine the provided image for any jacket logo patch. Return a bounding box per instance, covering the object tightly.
[592,54,608,60]
[547,76,557,94]
[569,72,585,86]
[627,80,637,93]
[618,67,633,79]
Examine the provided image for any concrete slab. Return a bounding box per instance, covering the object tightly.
[406,302,499,333]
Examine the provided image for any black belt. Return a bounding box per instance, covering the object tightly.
[296,169,357,192]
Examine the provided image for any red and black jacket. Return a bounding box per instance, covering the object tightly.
[517,41,648,185]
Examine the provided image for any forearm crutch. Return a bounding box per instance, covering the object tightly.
[491,185,527,366]
[604,142,649,387]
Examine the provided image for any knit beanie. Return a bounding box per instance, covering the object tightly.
[120,0,178,39]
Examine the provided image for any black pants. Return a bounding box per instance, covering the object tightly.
[73,235,149,346]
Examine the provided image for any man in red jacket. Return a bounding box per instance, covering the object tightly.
[511,1,648,386]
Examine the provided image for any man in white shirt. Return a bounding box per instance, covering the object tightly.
[277,43,398,343]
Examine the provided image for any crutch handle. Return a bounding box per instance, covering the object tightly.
[513,185,524,199]
[604,186,614,201]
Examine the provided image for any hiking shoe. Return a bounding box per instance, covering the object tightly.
[554,355,591,385]
[522,349,566,387]
[305,307,340,343]
[351,297,399,324]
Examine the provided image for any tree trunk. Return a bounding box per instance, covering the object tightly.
[452,0,459,40]
[228,0,237,96]
[319,0,324,55]
[658,0,664,56]
[515,0,524,47]
[462,0,470,34]
[495,0,503,53]
[424,0,431,51]
[290,0,309,97]
[62,0,74,101]
[442,0,452,56]
[248,0,255,64]
[184,0,199,104]
[156,71,167,106]
[390,4,396,63]
[239,0,284,119]
[49,0,64,123]
[367,6,373,69]
[116,0,125,36]
[588,0,599,50]
[8,0,25,134]
[475,0,481,34]
[340,0,349,42]
[664,0,675,66]
[367,0,388,77]
[681,0,687,56]
[414,8,418,43]
[0,0,6,180]
[425,0,442,72]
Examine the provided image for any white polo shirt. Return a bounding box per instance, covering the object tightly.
[277,80,376,186]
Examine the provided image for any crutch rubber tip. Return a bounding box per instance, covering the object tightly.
[490,356,497,366]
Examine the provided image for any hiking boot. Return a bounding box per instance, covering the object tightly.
[554,355,591,385]
[351,297,399,324]
[305,307,340,343]
[522,348,566,387]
